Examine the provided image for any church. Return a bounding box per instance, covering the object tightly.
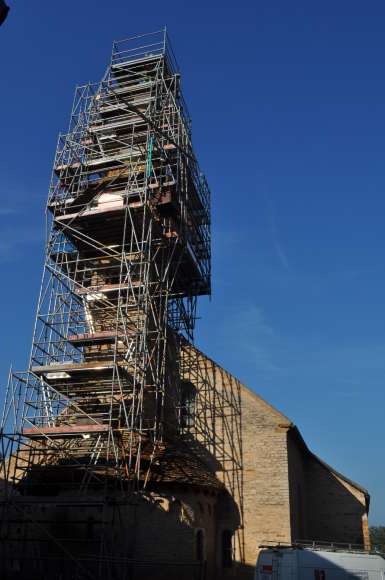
[1,340,370,580]
[0,30,370,580]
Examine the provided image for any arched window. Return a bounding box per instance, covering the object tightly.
[179,381,196,431]
[196,528,205,561]
[222,529,233,568]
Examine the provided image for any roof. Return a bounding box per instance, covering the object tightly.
[187,341,369,502]
[147,443,224,492]
[291,425,370,503]
[9,440,224,495]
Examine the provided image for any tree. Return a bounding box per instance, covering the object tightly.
[370,527,385,553]
[0,1,9,27]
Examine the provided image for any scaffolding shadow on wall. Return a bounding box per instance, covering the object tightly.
[179,340,245,565]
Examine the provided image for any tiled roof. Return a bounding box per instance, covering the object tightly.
[147,443,224,491]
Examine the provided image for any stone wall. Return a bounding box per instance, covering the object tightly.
[241,386,292,566]
[184,346,370,579]
[0,488,219,580]
[287,428,308,541]
[287,428,369,549]
[305,453,369,547]
[0,344,370,580]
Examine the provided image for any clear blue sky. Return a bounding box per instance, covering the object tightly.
[1,1,385,523]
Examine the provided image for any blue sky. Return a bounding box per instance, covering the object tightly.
[1,1,385,523]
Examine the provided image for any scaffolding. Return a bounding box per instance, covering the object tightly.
[179,341,245,563]
[0,29,243,578]
[1,28,210,490]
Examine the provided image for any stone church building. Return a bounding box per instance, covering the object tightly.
[0,31,370,580]
[176,342,370,578]
[1,341,370,580]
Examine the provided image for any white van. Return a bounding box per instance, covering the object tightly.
[255,546,385,580]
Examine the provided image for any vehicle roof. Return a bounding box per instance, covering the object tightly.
[259,548,385,570]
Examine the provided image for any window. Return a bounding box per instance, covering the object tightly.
[222,529,233,568]
[196,529,205,561]
[86,515,95,539]
[179,381,196,431]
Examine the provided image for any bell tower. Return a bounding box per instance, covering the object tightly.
[1,29,211,493]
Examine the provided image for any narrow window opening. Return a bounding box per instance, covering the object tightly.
[196,528,205,561]
[86,515,95,539]
[222,529,233,568]
[179,381,196,432]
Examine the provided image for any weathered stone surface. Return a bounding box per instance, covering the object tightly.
[0,344,370,580]
[185,345,370,576]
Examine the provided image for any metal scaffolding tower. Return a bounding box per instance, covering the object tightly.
[1,29,210,492]
[0,29,243,579]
